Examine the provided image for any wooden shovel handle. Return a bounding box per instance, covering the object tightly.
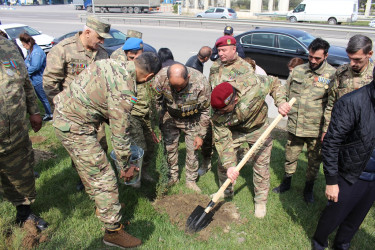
[206,97,296,213]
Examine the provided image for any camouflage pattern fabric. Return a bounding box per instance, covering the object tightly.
[127,30,142,39]
[55,129,121,229]
[286,61,336,137]
[209,54,254,88]
[86,15,111,39]
[0,139,36,206]
[153,67,211,181]
[53,59,136,229]
[0,36,39,206]
[323,61,374,132]
[43,32,108,109]
[284,132,322,181]
[110,47,127,62]
[212,73,287,204]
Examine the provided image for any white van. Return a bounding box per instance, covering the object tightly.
[287,0,358,25]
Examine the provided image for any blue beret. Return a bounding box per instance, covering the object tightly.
[122,37,144,51]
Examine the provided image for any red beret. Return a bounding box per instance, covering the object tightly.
[215,36,236,47]
[211,82,234,109]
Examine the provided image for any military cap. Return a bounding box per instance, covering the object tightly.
[122,37,144,51]
[127,30,142,39]
[215,36,236,47]
[224,26,233,35]
[211,82,235,109]
[86,15,112,39]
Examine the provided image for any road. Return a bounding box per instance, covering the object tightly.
[0,4,363,126]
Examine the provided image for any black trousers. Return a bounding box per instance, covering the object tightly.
[312,175,375,249]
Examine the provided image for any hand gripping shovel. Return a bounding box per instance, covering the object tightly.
[186,97,296,233]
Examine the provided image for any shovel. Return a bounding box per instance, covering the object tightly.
[186,97,296,233]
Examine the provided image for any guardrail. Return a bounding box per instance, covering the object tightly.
[78,13,375,40]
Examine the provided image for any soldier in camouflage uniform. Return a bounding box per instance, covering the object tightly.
[43,15,111,191]
[0,36,48,231]
[112,38,159,186]
[110,30,142,61]
[53,52,161,249]
[153,64,211,193]
[211,76,290,218]
[200,36,254,176]
[322,35,373,140]
[273,38,337,204]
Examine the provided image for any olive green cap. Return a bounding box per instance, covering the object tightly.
[86,15,112,39]
[126,30,142,39]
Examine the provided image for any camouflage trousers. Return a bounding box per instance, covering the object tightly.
[128,115,154,170]
[160,112,199,182]
[55,128,121,230]
[216,125,273,204]
[0,138,36,206]
[284,132,322,181]
[71,123,108,170]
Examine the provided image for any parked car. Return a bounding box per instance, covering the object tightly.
[235,27,350,77]
[196,7,237,19]
[52,28,156,55]
[369,20,375,27]
[0,23,54,57]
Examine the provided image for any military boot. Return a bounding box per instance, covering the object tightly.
[272,174,292,193]
[198,157,212,176]
[185,181,202,193]
[103,224,142,248]
[16,205,48,231]
[303,181,315,203]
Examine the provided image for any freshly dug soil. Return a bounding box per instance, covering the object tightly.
[33,149,56,165]
[21,220,48,248]
[30,136,47,144]
[153,194,243,240]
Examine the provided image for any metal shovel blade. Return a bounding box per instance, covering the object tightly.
[185,205,214,233]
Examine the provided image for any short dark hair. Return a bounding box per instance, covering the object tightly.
[346,35,373,54]
[19,32,35,46]
[198,46,212,59]
[134,52,161,75]
[166,63,188,80]
[0,30,8,39]
[308,38,330,55]
[158,48,174,63]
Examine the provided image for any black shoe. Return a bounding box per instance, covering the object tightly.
[42,115,53,121]
[18,213,48,231]
[76,180,85,191]
[272,174,292,193]
[303,181,315,203]
[34,171,40,178]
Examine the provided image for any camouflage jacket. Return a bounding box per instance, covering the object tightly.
[53,59,137,169]
[212,74,287,169]
[110,47,127,62]
[286,61,336,137]
[153,67,211,138]
[43,32,108,101]
[130,81,154,134]
[323,61,374,132]
[209,54,254,88]
[0,37,39,153]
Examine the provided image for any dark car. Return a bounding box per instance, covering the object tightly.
[51,28,156,56]
[235,27,349,77]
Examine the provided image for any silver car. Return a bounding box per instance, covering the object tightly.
[196,7,237,19]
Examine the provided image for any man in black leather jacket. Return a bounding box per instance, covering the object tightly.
[312,71,375,250]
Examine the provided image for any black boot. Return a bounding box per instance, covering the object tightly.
[76,179,85,191]
[272,174,292,193]
[303,180,315,203]
[16,205,48,231]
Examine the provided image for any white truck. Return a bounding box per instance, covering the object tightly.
[86,0,160,13]
[287,0,358,25]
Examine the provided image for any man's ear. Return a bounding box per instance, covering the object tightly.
[234,96,239,105]
[145,72,154,82]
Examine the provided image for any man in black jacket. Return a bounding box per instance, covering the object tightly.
[210,26,245,61]
[185,46,212,73]
[312,73,375,249]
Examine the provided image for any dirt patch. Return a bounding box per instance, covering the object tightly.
[271,127,288,140]
[21,220,48,248]
[33,149,56,165]
[153,194,244,241]
[30,136,47,144]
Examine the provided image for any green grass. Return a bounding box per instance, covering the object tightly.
[1,115,374,249]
